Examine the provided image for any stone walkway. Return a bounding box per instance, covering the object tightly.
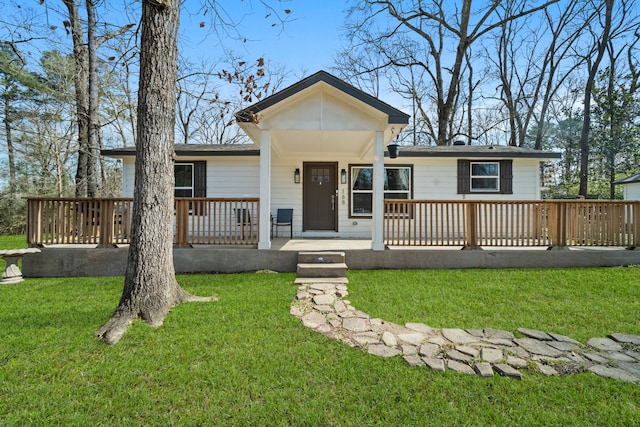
[290,281,640,384]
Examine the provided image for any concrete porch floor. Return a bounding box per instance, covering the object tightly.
[20,238,640,278]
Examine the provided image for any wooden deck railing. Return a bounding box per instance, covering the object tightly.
[26,197,260,247]
[384,200,639,249]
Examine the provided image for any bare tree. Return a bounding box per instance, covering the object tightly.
[344,0,558,145]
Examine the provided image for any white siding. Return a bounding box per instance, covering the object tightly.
[118,153,545,239]
[622,182,640,200]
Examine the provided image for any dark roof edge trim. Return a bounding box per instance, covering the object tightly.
[392,152,562,159]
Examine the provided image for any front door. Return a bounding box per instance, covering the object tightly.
[303,162,338,231]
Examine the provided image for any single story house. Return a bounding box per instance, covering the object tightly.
[102,70,560,250]
[614,173,640,200]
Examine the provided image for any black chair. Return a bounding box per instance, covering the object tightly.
[271,208,293,239]
[236,208,251,240]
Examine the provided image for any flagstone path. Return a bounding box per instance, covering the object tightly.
[290,281,640,384]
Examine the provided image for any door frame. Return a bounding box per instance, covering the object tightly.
[302,162,338,232]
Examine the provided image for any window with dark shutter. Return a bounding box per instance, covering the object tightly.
[457,159,513,195]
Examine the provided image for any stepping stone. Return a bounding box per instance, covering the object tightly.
[290,306,304,317]
[368,344,401,358]
[301,311,327,329]
[342,317,369,333]
[381,331,398,347]
[424,357,446,372]
[481,347,504,364]
[405,322,434,334]
[428,336,447,346]
[447,360,475,375]
[547,341,580,352]
[474,362,495,377]
[625,351,640,361]
[403,355,425,367]
[548,332,581,345]
[517,328,552,341]
[333,300,347,312]
[354,335,380,346]
[482,338,516,347]
[582,353,607,365]
[419,343,441,359]
[442,328,479,344]
[466,329,485,337]
[514,338,563,357]
[446,349,472,363]
[310,283,337,291]
[506,356,528,369]
[609,333,640,346]
[589,365,640,384]
[493,363,523,380]
[606,352,637,363]
[398,332,428,346]
[618,362,640,377]
[484,328,515,340]
[401,345,418,355]
[536,363,558,376]
[587,337,623,352]
[316,324,333,335]
[455,345,480,358]
[313,305,333,313]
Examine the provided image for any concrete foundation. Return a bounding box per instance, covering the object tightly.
[22,243,640,278]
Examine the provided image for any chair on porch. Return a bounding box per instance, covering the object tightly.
[235,208,252,240]
[271,208,293,239]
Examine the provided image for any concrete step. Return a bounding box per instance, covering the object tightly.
[296,262,348,278]
[297,251,345,264]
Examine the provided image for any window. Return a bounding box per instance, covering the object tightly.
[350,166,412,216]
[471,162,499,192]
[457,159,512,194]
[174,161,206,214]
[174,163,194,197]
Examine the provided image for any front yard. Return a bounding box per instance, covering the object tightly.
[0,263,638,425]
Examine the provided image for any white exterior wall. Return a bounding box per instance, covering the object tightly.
[119,154,545,239]
[622,182,640,200]
[402,157,542,200]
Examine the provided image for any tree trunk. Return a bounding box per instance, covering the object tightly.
[578,0,613,198]
[63,0,90,198]
[86,0,99,197]
[2,84,16,194]
[96,0,215,345]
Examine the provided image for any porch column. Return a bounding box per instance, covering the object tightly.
[372,131,385,251]
[258,129,271,250]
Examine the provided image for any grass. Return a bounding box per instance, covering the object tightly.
[0,234,639,425]
[0,234,27,250]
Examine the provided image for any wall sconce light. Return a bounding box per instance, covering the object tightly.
[341,169,347,184]
[294,168,300,184]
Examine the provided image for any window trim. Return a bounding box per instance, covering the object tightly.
[174,162,195,198]
[174,161,207,215]
[470,161,500,192]
[349,164,413,218]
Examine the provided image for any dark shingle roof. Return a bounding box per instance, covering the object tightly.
[390,144,561,159]
[102,144,260,157]
[614,173,640,185]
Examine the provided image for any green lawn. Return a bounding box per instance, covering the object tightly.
[0,234,639,425]
[0,234,27,250]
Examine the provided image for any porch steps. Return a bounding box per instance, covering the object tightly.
[294,251,348,284]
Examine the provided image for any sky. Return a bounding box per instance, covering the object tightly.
[179,1,350,78]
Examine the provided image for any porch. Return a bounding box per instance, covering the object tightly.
[26,197,640,250]
[21,197,640,277]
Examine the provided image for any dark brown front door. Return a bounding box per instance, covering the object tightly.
[303,163,337,231]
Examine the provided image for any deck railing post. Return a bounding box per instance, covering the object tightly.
[463,202,479,249]
[27,199,44,247]
[174,199,191,248]
[97,199,117,248]
[631,201,640,249]
[551,201,568,249]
